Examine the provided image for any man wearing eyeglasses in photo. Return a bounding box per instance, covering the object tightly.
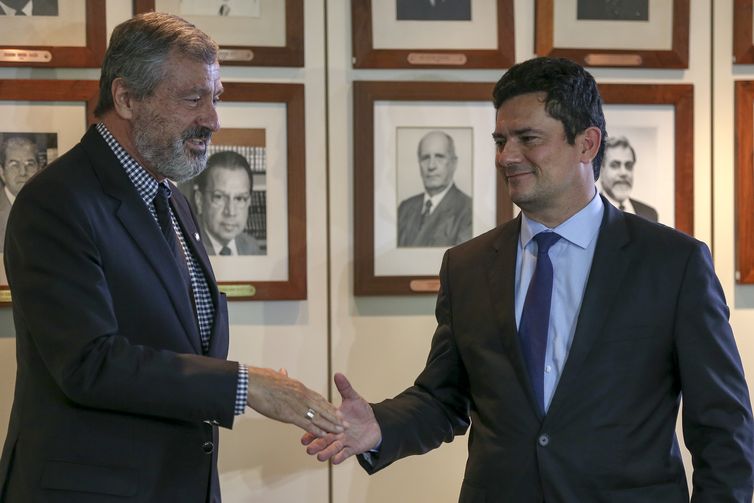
[193,150,263,256]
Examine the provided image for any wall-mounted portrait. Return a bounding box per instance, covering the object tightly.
[178,0,260,17]
[0,0,58,16]
[395,127,473,248]
[396,0,471,21]
[177,131,267,257]
[0,132,57,252]
[597,130,663,224]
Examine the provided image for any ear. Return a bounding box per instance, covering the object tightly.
[193,188,203,215]
[579,126,602,164]
[111,77,136,120]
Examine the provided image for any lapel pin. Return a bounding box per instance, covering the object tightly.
[194,232,200,241]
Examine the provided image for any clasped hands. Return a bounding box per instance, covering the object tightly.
[245,367,380,464]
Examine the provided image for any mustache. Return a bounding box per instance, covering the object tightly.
[182,127,213,143]
[503,164,533,178]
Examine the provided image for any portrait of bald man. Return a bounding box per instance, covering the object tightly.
[397,129,472,247]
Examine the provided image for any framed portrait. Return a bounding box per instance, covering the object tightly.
[734,0,754,64]
[189,82,306,300]
[0,0,105,67]
[0,79,99,304]
[535,0,689,68]
[351,0,515,69]
[353,81,512,296]
[598,84,694,235]
[134,0,304,67]
[734,81,754,283]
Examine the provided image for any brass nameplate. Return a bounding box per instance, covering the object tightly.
[0,289,11,303]
[219,284,257,297]
[409,279,440,292]
[407,53,467,66]
[218,49,254,62]
[584,53,642,67]
[0,48,52,63]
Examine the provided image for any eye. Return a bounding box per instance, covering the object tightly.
[210,193,224,204]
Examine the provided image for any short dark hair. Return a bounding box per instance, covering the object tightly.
[94,12,218,117]
[492,57,607,180]
[195,151,254,193]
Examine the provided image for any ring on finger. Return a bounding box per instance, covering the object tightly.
[305,407,316,421]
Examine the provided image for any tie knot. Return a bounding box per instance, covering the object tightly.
[157,183,172,201]
[533,232,561,255]
[422,199,433,214]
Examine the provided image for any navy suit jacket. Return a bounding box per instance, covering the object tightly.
[0,127,238,502]
[360,198,754,502]
[398,185,472,247]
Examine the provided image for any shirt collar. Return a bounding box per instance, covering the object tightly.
[96,122,171,204]
[520,189,604,250]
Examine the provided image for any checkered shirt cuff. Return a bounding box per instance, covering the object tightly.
[234,363,248,415]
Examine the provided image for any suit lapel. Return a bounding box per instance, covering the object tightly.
[546,199,632,417]
[488,216,544,416]
[171,188,230,358]
[80,127,202,353]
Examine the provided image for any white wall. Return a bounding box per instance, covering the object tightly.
[2,1,753,502]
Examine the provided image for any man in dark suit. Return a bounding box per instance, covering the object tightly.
[0,0,58,15]
[0,13,341,502]
[599,135,658,222]
[192,150,263,256]
[396,0,471,20]
[0,134,42,252]
[303,57,754,501]
[398,130,472,247]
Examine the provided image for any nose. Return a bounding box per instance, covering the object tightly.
[222,197,236,216]
[200,100,221,132]
[496,141,522,169]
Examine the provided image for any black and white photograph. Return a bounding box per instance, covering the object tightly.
[178,133,267,257]
[597,134,659,222]
[396,0,471,21]
[178,0,260,18]
[600,108,674,228]
[536,0,687,68]
[396,127,473,248]
[576,0,648,21]
[0,0,58,16]
[0,132,56,253]
[354,81,503,295]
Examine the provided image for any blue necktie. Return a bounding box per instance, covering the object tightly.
[519,231,561,413]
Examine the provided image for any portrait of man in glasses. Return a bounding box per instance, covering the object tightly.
[193,150,263,256]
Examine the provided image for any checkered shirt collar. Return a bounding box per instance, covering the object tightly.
[96,122,172,203]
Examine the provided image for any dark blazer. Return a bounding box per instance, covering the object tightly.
[398,185,472,247]
[198,224,263,255]
[0,188,10,253]
[0,0,59,15]
[360,198,754,502]
[0,127,238,502]
[631,197,659,222]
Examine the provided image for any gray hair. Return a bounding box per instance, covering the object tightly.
[604,136,636,165]
[0,135,37,167]
[94,12,218,117]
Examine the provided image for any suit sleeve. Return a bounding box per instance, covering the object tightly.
[5,176,239,428]
[358,250,471,474]
[675,243,754,501]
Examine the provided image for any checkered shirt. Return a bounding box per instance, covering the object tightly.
[97,123,247,416]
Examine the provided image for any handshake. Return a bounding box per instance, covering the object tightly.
[246,369,380,464]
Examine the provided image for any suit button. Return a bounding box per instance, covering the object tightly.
[202,441,214,454]
[538,434,550,447]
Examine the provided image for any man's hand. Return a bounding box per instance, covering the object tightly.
[301,373,382,464]
[246,366,343,437]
